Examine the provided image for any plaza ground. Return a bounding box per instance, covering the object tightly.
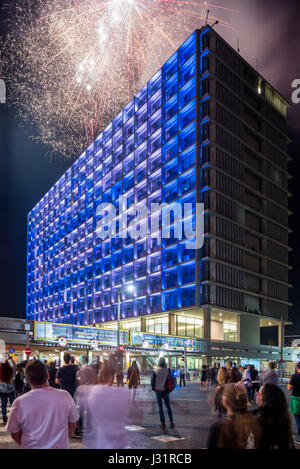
[0,381,299,449]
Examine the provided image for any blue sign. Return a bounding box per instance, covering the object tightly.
[9,346,15,354]
[34,321,129,346]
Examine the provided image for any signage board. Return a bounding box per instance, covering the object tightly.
[34,321,129,347]
[131,332,197,351]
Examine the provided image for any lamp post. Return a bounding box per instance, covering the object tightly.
[117,283,134,349]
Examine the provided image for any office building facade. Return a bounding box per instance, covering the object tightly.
[26,26,291,363]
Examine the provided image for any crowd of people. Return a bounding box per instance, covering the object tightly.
[0,353,299,449]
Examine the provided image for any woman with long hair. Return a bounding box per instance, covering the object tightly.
[207,383,259,449]
[0,359,16,424]
[127,360,140,402]
[253,383,295,449]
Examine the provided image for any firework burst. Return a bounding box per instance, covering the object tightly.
[1,0,235,158]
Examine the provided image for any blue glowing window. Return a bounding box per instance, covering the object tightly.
[135,85,147,110]
[179,31,196,66]
[102,256,111,273]
[162,179,178,204]
[147,252,161,273]
[179,167,196,196]
[148,70,162,98]
[124,117,134,141]
[179,76,196,109]
[148,294,161,313]
[178,261,195,286]
[103,141,112,160]
[147,273,160,294]
[135,141,148,165]
[147,190,161,213]
[123,245,133,264]
[162,157,178,185]
[112,268,122,286]
[78,153,86,169]
[148,129,161,155]
[103,173,112,191]
[162,245,177,268]
[179,99,196,131]
[125,135,135,156]
[135,103,147,129]
[123,99,135,123]
[162,115,178,144]
[135,238,147,259]
[123,154,134,175]
[135,180,147,202]
[148,169,161,194]
[148,149,161,174]
[135,258,147,278]
[112,250,122,269]
[112,180,122,202]
[112,163,122,184]
[162,267,177,289]
[113,129,123,150]
[94,150,102,168]
[179,144,196,174]
[163,72,178,103]
[93,245,102,260]
[135,122,147,148]
[179,285,195,307]
[162,136,177,163]
[112,111,123,134]
[123,263,134,282]
[179,121,196,152]
[162,95,178,124]
[162,289,177,311]
[112,235,122,252]
[181,213,196,241]
[94,261,102,277]
[148,109,161,136]
[148,90,161,117]
[163,51,178,83]
[135,161,147,184]
[102,189,112,204]
[113,145,123,166]
[179,54,196,88]
[179,191,196,219]
[135,297,146,315]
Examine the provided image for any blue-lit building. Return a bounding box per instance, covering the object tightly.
[27,26,291,368]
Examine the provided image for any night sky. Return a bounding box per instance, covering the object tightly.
[0,0,299,338]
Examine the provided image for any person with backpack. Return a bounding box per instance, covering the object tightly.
[151,357,175,429]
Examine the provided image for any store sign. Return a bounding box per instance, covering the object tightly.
[34,321,129,347]
[196,339,209,353]
[58,337,67,347]
[131,332,197,351]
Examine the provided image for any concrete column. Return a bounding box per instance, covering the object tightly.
[240,315,260,345]
[278,321,284,348]
[141,356,147,372]
[203,307,211,340]
[141,317,146,332]
[169,313,176,336]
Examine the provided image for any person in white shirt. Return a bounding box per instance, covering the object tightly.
[6,359,78,449]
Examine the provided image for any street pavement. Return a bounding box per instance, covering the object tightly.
[0,381,299,449]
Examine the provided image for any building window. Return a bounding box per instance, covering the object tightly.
[223,322,237,342]
[146,316,169,334]
[176,315,203,338]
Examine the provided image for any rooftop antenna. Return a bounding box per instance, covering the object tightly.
[211,20,219,29]
[237,37,240,53]
[205,9,209,25]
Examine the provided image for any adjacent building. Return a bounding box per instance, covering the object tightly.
[26,26,292,369]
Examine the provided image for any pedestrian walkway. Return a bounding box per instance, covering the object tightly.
[0,383,299,449]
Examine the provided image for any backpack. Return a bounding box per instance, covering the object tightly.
[165,369,177,393]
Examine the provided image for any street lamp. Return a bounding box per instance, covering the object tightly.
[117,283,134,348]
